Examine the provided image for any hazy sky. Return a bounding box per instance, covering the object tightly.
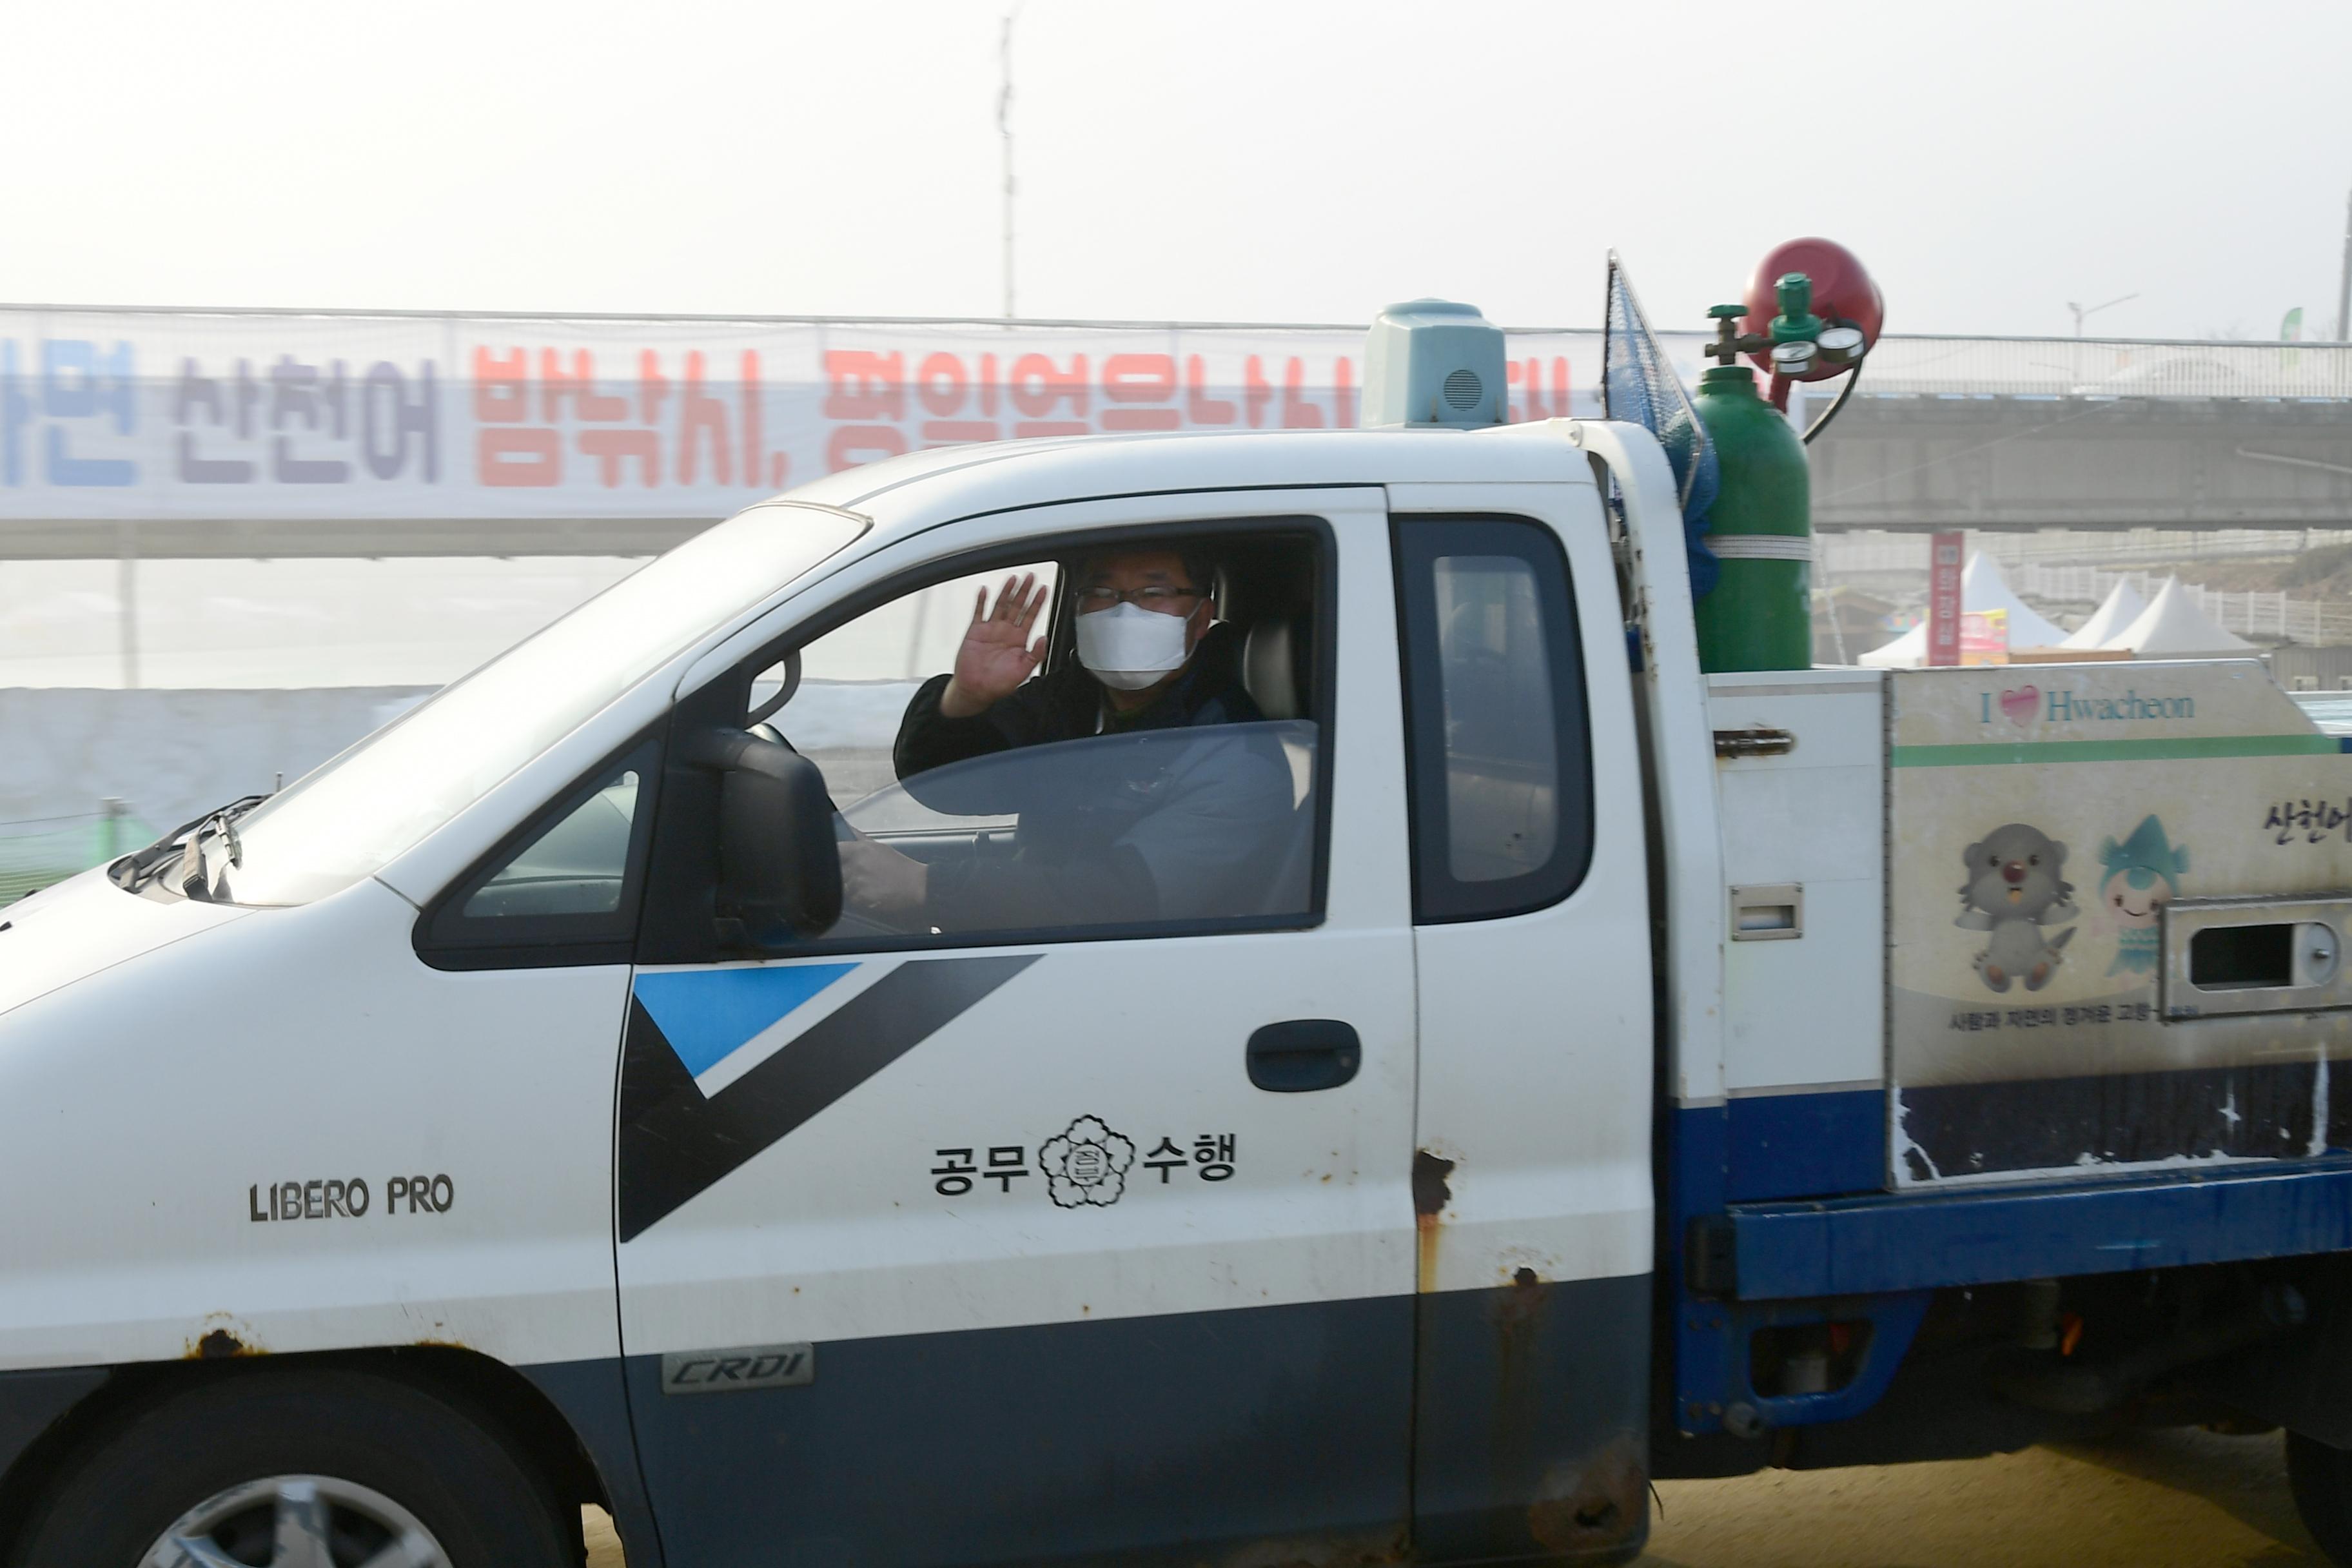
[1,0,2346,340]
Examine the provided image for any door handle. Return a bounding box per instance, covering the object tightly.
[1247,1020,1361,1093]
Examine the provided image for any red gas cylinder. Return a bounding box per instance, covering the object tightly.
[1741,237,1884,380]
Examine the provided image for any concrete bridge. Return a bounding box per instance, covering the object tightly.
[1808,389,2352,535]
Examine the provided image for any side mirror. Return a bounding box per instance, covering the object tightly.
[691,728,842,941]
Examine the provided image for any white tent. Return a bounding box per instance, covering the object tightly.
[1856,551,2071,668]
[1959,553,2070,649]
[1856,622,1928,668]
[2103,576,2256,657]
[2061,578,2148,650]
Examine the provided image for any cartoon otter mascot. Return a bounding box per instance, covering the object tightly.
[1956,823,2079,993]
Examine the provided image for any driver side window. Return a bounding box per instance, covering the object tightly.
[716,527,1327,952]
[768,563,1060,810]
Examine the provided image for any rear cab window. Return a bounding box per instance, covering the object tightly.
[1394,515,1593,923]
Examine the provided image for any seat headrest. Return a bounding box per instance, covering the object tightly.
[1243,618,1301,721]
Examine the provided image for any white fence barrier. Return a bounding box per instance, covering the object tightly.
[1816,533,2352,646]
[1997,564,2352,645]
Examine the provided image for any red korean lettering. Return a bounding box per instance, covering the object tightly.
[479,427,559,485]
[1186,355,1235,426]
[917,353,967,416]
[824,351,906,420]
[1244,356,1274,429]
[1505,356,1571,422]
[473,348,558,486]
[638,351,671,424]
[580,428,659,487]
[1101,353,1179,431]
[739,351,769,488]
[540,350,627,422]
[1280,357,1324,429]
[573,349,671,487]
[1009,352,1088,436]
[916,351,996,446]
[1335,356,1355,428]
[677,351,732,484]
[473,348,529,423]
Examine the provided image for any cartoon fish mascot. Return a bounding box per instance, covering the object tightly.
[1956,823,2079,993]
[2098,815,2189,977]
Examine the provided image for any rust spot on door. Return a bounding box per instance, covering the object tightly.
[1525,1434,1647,1556]
[1413,1149,1455,1295]
[184,1318,263,1360]
[1489,1266,1551,1493]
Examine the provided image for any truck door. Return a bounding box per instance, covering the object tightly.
[614,489,1420,1566]
[1387,485,1656,1562]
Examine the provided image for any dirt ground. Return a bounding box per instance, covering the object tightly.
[579,1427,2331,1566]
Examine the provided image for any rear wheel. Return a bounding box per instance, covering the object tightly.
[2289,1430,2352,1565]
[10,1368,574,1568]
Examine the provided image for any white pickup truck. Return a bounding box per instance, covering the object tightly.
[4,302,2352,1568]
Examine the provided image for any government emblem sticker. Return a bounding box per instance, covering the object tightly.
[1039,1115,1135,1209]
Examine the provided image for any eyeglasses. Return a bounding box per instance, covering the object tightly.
[1075,585,1204,611]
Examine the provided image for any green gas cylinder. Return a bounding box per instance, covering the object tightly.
[1690,361,1812,672]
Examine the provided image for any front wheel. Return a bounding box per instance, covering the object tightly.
[10,1368,575,1568]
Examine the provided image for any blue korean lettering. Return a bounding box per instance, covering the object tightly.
[175,358,256,484]
[0,342,28,487]
[362,362,438,481]
[41,340,136,487]
[270,355,351,484]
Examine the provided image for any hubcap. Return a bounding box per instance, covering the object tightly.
[140,1475,449,1568]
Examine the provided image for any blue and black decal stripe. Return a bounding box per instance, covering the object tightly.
[618,955,1038,1240]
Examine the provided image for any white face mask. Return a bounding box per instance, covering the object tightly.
[1075,601,1196,691]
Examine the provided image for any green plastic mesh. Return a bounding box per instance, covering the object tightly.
[0,812,157,906]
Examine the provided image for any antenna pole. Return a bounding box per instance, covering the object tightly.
[999,11,1018,322]
[2338,183,2351,342]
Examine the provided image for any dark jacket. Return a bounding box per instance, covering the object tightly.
[892,622,1262,781]
[888,626,1294,932]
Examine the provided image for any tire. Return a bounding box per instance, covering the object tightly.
[9,1367,574,1568]
[2290,1430,2352,1566]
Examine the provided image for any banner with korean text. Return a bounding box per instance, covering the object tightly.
[0,309,1625,533]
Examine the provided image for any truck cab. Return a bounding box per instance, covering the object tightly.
[0,422,1667,1566]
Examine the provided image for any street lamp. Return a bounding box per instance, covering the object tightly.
[2067,293,2140,338]
[999,8,1019,322]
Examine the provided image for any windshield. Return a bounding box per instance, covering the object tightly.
[216,502,865,906]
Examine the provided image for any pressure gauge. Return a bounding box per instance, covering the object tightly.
[1769,339,1817,376]
[1816,326,1867,367]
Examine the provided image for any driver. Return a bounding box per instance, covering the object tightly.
[893,546,1259,778]
[836,547,1291,931]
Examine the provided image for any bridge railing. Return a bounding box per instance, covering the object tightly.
[1850,335,2352,400]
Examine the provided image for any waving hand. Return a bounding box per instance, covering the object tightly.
[939,572,1050,718]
